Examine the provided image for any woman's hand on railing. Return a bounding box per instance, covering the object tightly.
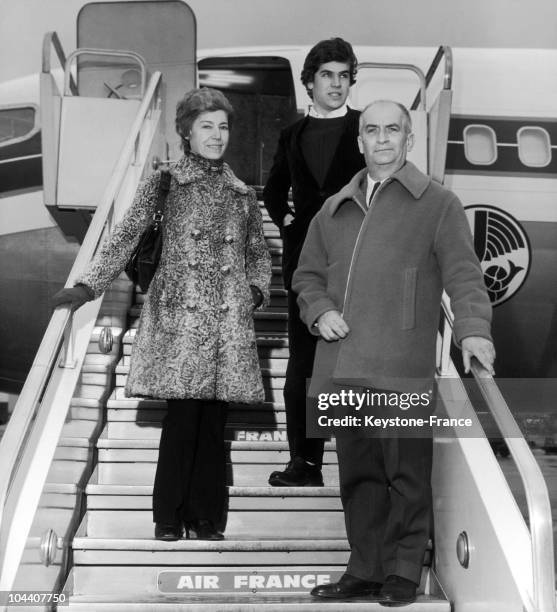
[51,284,94,311]
[461,336,496,376]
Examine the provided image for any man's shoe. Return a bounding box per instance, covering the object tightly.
[268,456,324,487]
[310,573,382,599]
[154,523,182,541]
[379,575,417,607]
[186,519,224,541]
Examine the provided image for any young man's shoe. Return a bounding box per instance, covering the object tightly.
[268,456,323,486]
[311,573,382,599]
[379,575,417,606]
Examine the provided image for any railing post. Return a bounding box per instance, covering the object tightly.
[440,318,452,375]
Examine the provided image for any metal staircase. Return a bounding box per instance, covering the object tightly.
[60,204,450,610]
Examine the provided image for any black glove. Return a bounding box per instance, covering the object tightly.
[250,285,263,309]
[51,284,94,311]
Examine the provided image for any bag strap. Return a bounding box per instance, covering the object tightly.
[153,170,171,221]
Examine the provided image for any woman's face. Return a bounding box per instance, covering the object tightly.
[188,110,229,160]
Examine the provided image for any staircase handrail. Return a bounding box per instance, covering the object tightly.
[42,31,77,95]
[411,45,453,110]
[63,47,147,97]
[439,293,555,612]
[358,61,427,110]
[0,70,163,593]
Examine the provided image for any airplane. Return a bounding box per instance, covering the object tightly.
[2,27,557,424]
[0,2,555,610]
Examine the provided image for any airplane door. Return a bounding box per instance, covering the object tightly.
[198,56,298,186]
[77,0,196,159]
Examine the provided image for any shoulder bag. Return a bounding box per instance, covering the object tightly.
[125,170,171,292]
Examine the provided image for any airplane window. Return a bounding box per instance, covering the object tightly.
[463,124,497,165]
[0,107,36,145]
[517,127,551,167]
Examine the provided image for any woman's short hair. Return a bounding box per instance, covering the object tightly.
[175,87,234,150]
[301,37,358,97]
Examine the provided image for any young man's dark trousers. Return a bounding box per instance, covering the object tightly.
[284,289,325,466]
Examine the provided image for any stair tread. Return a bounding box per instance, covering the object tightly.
[107,390,286,409]
[96,438,331,450]
[128,306,288,319]
[66,593,447,610]
[72,537,350,551]
[122,329,288,343]
[86,485,340,496]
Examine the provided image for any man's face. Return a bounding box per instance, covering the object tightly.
[358,102,414,176]
[308,61,351,115]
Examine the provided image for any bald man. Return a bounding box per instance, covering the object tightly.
[293,100,494,605]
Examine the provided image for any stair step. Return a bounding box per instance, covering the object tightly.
[83,509,345,539]
[66,594,448,611]
[72,538,350,566]
[97,462,338,486]
[66,566,444,609]
[114,357,287,378]
[122,329,289,348]
[105,421,293,440]
[96,438,334,451]
[113,376,286,395]
[86,483,339,496]
[97,448,336,464]
[105,409,286,425]
[107,388,286,410]
[86,490,341,511]
[128,305,288,319]
[134,286,287,304]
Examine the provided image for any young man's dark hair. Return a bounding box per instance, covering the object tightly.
[300,37,358,96]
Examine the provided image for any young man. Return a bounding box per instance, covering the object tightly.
[293,100,495,604]
[263,38,365,487]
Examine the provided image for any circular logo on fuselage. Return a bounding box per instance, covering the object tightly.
[464,205,531,307]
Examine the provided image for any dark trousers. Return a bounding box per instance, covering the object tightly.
[283,289,324,466]
[152,398,227,525]
[336,434,433,585]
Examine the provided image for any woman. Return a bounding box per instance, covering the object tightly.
[53,88,272,541]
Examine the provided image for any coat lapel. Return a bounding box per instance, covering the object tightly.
[292,115,318,188]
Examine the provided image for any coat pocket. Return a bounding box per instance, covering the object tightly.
[401,267,418,330]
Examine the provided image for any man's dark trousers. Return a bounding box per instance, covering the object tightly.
[335,432,433,585]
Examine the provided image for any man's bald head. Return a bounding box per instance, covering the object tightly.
[359,100,412,135]
[357,100,415,179]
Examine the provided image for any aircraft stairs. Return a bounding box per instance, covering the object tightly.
[0,29,554,612]
[50,208,446,611]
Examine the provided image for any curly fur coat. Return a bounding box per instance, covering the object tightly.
[78,153,272,403]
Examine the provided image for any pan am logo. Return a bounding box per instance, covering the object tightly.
[464,205,531,306]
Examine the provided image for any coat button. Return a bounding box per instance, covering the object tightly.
[223,235,234,244]
[219,303,229,312]
[191,229,202,239]
[186,303,197,311]
[220,265,231,275]
[189,261,199,270]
